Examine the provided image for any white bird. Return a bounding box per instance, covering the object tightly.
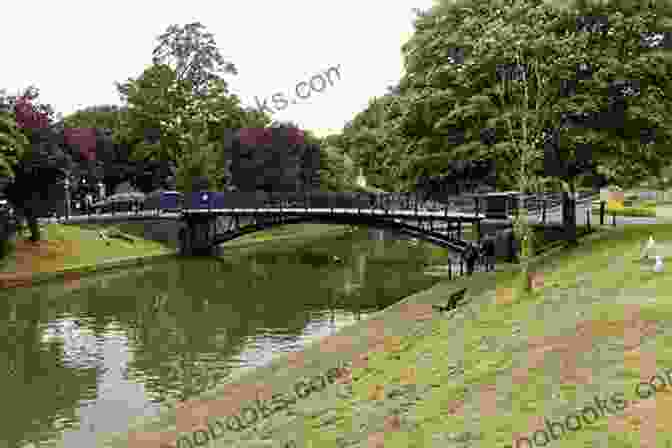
[654,255,664,273]
[641,235,656,260]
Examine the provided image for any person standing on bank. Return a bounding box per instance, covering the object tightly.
[480,237,495,271]
[464,243,478,275]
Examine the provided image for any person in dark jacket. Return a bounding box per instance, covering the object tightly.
[464,243,479,275]
[478,240,487,271]
[481,237,495,271]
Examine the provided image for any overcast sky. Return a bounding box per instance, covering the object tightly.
[2,0,435,137]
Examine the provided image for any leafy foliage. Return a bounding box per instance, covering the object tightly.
[0,110,28,180]
[0,88,72,241]
[151,22,237,97]
[401,0,672,189]
[319,145,358,191]
[116,59,269,192]
[339,93,409,191]
[224,125,321,193]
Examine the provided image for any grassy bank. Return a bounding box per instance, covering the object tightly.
[96,223,672,448]
[592,198,657,217]
[216,223,355,256]
[295,223,672,448]
[0,223,173,280]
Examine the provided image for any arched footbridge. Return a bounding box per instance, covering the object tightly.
[176,190,598,255]
[43,190,599,257]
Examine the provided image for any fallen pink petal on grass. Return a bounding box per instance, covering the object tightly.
[320,334,355,353]
[367,432,386,448]
[127,430,178,448]
[477,384,499,417]
[396,302,434,321]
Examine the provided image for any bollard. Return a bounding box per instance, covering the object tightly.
[612,212,616,226]
[600,201,605,225]
[449,260,452,280]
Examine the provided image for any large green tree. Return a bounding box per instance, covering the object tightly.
[151,21,238,97]
[118,22,269,191]
[319,145,358,191]
[340,92,410,191]
[399,0,672,255]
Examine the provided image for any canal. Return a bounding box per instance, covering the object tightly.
[0,226,473,447]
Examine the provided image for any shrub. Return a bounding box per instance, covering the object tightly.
[606,206,656,217]
[0,236,11,259]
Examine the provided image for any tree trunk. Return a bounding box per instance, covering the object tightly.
[561,180,578,245]
[24,193,42,242]
[27,212,40,242]
[5,180,42,242]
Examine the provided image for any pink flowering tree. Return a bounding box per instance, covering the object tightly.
[3,87,71,241]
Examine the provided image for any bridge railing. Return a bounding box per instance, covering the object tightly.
[176,188,600,217]
[186,191,438,212]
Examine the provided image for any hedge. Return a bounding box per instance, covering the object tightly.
[604,207,656,217]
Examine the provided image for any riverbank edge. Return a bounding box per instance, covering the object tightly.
[0,223,354,291]
[0,251,178,290]
[95,225,616,448]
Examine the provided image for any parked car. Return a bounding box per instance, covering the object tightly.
[92,192,146,214]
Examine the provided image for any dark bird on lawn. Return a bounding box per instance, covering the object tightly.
[432,303,454,313]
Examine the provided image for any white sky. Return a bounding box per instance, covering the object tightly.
[2,0,435,138]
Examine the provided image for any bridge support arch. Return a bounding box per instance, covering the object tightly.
[180,215,217,255]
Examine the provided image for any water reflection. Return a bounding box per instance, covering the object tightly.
[0,227,454,447]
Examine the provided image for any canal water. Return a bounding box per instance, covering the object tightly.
[0,226,470,447]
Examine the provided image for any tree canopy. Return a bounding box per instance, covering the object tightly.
[399,0,672,189]
[322,0,672,198]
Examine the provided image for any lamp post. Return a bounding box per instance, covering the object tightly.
[64,175,71,220]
